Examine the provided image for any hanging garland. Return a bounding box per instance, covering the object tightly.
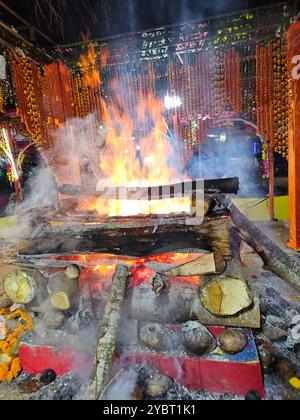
[224,48,242,113]
[0,308,32,382]
[273,38,289,159]
[256,41,275,176]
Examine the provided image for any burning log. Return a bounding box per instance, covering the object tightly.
[199,275,253,317]
[162,251,226,277]
[225,199,300,292]
[58,177,239,199]
[86,264,130,400]
[128,233,260,328]
[22,216,232,258]
[48,271,79,311]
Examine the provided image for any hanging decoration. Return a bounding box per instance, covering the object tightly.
[224,48,242,113]
[0,308,32,382]
[256,41,275,173]
[272,38,289,159]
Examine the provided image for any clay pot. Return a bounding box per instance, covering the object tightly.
[218,329,248,355]
[181,321,217,356]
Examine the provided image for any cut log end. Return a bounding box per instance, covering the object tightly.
[199,276,253,317]
[51,292,71,311]
[163,251,226,277]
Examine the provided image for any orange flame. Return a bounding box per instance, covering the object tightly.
[96,88,190,217]
[80,44,101,89]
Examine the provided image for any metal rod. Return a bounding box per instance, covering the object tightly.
[0,0,57,46]
[0,18,54,61]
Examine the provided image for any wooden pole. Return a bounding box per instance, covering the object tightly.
[86,264,129,400]
[287,22,300,250]
[226,198,300,292]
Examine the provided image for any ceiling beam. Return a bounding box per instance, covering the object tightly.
[0,0,57,46]
[0,18,54,61]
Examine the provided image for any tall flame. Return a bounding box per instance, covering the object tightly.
[80,46,190,217]
[96,87,190,217]
[80,44,101,89]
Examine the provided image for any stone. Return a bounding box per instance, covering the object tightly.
[261,326,288,342]
[259,298,268,316]
[139,323,170,351]
[275,358,297,381]
[265,301,286,319]
[261,272,274,278]
[265,287,279,299]
[181,321,217,356]
[40,369,57,385]
[145,373,173,398]
[296,345,300,362]
[255,334,275,371]
[245,390,262,400]
[218,329,248,355]
[265,315,287,331]
[199,276,253,317]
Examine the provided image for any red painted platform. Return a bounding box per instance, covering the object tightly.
[19,327,265,398]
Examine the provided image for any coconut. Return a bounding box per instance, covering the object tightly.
[218,329,248,355]
[64,265,81,280]
[181,321,217,356]
[139,323,170,351]
[145,373,173,398]
[3,270,37,304]
[255,334,275,371]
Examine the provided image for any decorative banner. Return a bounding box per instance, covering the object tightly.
[287,22,300,250]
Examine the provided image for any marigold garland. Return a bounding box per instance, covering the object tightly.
[0,308,32,382]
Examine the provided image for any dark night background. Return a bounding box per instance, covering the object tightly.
[0,0,292,45]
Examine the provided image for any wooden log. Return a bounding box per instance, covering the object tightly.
[48,272,79,311]
[0,273,12,309]
[162,251,226,277]
[21,216,232,258]
[226,199,300,292]
[86,264,129,400]
[1,267,48,310]
[194,231,261,328]
[59,177,239,199]
[128,232,260,328]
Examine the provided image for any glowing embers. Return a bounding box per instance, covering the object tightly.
[53,252,204,290]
